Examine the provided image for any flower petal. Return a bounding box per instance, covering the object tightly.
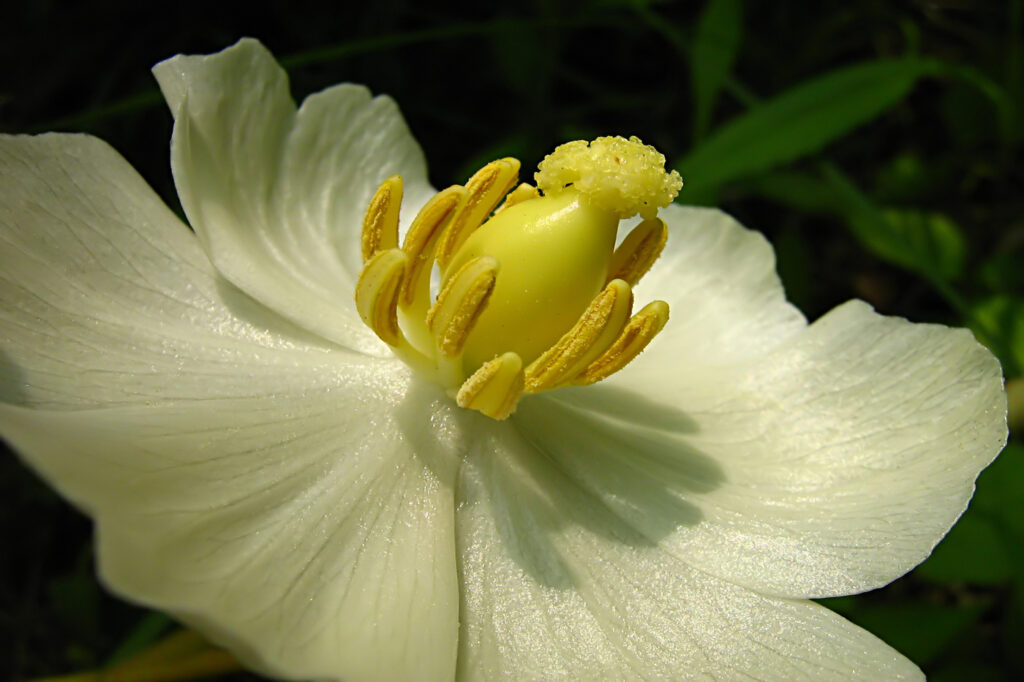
[1,132,460,679]
[1,373,460,681]
[632,204,807,368]
[153,38,435,351]
[455,426,922,680]
[0,133,346,409]
[517,300,1006,598]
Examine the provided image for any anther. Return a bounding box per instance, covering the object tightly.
[399,185,466,308]
[457,352,525,420]
[427,256,499,357]
[361,175,402,263]
[354,249,408,346]
[608,218,668,286]
[524,279,634,393]
[493,183,541,215]
[577,300,670,386]
[436,158,520,271]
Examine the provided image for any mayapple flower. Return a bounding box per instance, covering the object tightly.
[0,38,1007,681]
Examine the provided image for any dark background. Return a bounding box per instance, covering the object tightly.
[2,1,1022,679]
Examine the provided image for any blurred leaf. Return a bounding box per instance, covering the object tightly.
[981,241,1024,294]
[972,444,1024,547]
[839,602,988,666]
[969,296,1024,376]
[691,0,742,142]
[678,58,943,201]
[750,167,967,284]
[820,166,966,282]
[916,513,1013,586]
[105,611,172,666]
[742,171,837,213]
[873,153,939,203]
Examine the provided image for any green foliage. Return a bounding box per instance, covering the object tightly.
[678,59,943,202]
[970,297,1024,377]
[691,0,742,142]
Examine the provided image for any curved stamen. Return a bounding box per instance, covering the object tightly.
[354,249,408,346]
[399,185,467,309]
[608,217,667,286]
[436,158,520,271]
[457,352,525,420]
[524,279,634,393]
[361,175,402,263]
[577,300,670,386]
[493,182,540,215]
[426,256,499,358]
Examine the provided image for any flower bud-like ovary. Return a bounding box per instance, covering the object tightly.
[443,190,619,371]
[355,135,681,419]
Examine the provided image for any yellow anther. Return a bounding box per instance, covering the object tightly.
[457,352,525,420]
[436,158,520,272]
[361,175,402,263]
[354,249,408,346]
[608,218,668,286]
[494,182,541,215]
[427,256,499,358]
[524,279,634,393]
[577,300,670,386]
[399,185,467,308]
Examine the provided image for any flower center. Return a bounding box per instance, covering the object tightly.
[355,136,682,419]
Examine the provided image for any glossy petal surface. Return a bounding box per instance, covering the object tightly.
[455,424,923,680]
[0,133,459,681]
[521,296,1005,597]
[154,38,435,351]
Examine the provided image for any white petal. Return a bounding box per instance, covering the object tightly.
[632,204,807,370]
[153,38,435,351]
[517,300,1006,598]
[455,427,922,680]
[0,132,460,679]
[1,371,462,681]
[0,133,342,409]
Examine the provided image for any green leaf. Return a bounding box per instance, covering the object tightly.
[679,58,943,201]
[748,167,967,284]
[972,444,1024,548]
[916,512,1013,585]
[839,602,988,666]
[969,296,1024,376]
[105,611,173,666]
[691,0,742,142]
[820,166,967,282]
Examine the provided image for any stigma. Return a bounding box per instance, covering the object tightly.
[355,136,682,419]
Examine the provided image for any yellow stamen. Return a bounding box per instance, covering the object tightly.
[436,158,520,271]
[354,135,681,419]
[426,256,499,357]
[354,249,407,346]
[577,300,670,385]
[524,279,633,392]
[493,182,541,215]
[608,218,668,286]
[361,175,402,263]
[457,352,524,420]
[399,185,466,308]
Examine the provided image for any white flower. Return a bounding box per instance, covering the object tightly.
[0,38,1007,681]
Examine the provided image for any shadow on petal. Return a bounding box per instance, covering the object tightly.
[0,349,28,406]
[513,385,725,543]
